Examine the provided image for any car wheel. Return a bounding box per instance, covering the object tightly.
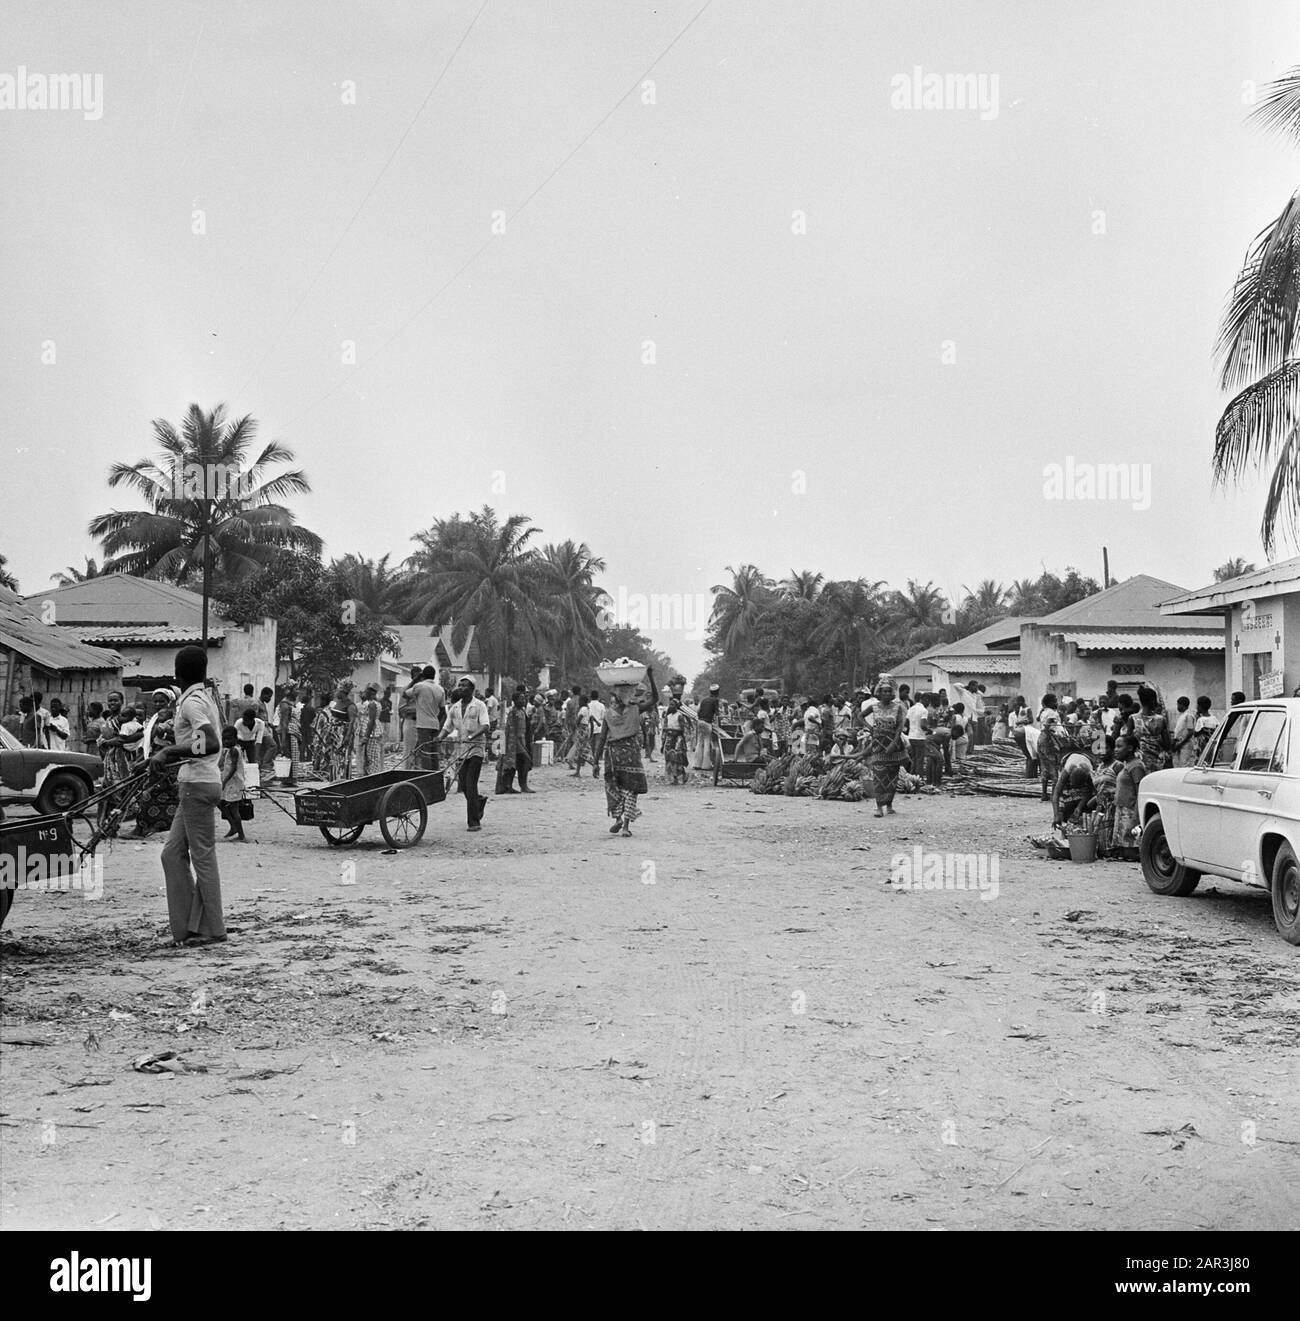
[1270,842,1300,945]
[36,771,89,817]
[1139,814,1200,897]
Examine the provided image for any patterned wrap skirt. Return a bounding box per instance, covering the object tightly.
[604,735,648,819]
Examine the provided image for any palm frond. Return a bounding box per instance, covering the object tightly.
[1249,67,1300,143]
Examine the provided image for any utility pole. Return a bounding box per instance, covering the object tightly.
[1102,547,1110,590]
[201,471,212,655]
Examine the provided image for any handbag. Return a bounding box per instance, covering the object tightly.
[238,800,254,820]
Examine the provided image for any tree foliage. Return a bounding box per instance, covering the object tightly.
[218,553,397,694]
[89,403,321,584]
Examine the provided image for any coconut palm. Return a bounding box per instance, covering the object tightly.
[781,569,824,601]
[50,556,105,586]
[541,540,608,680]
[810,578,886,690]
[959,578,1009,632]
[405,507,557,689]
[1006,577,1041,615]
[330,553,405,622]
[708,564,774,657]
[1214,68,1300,552]
[0,553,17,592]
[1212,556,1258,583]
[89,404,321,583]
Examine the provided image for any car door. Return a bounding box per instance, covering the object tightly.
[1218,707,1288,884]
[1172,709,1254,867]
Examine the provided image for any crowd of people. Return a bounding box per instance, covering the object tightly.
[0,662,1244,859]
[1014,680,1233,861]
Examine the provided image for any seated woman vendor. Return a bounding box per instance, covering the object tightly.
[734,717,770,763]
[1052,749,1096,826]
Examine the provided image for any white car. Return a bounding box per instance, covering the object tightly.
[1137,699,1300,945]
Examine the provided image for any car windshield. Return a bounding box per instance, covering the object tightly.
[0,725,21,752]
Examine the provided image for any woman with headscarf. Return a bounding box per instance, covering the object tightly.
[593,666,659,837]
[864,677,908,817]
[133,687,181,836]
[661,696,689,785]
[313,683,355,781]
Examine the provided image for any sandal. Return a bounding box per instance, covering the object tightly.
[609,818,624,833]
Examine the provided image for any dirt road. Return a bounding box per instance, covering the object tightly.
[3,762,1298,1230]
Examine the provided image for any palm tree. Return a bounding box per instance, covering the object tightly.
[89,404,321,642]
[50,556,104,586]
[1006,577,1041,615]
[405,507,556,689]
[0,553,17,592]
[1212,556,1257,583]
[540,540,608,681]
[708,564,774,657]
[959,578,1009,632]
[330,553,404,622]
[1214,68,1300,553]
[781,569,824,601]
[893,580,948,630]
[810,578,885,689]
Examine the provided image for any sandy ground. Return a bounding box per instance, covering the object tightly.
[2,757,1298,1231]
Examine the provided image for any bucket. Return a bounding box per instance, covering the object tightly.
[273,756,292,779]
[1068,834,1097,863]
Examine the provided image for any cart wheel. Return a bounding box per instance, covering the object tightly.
[379,783,427,849]
[320,824,365,847]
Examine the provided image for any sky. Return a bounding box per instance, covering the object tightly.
[2,0,1298,680]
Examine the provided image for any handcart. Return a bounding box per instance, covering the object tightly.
[0,763,159,928]
[290,768,447,848]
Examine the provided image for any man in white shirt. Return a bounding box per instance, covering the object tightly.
[155,646,226,947]
[587,690,606,779]
[441,676,491,831]
[45,698,71,751]
[410,666,446,772]
[906,695,928,775]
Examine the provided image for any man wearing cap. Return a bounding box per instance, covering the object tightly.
[441,676,491,831]
[692,684,721,775]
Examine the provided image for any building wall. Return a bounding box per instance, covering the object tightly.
[1225,594,1296,699]
[0,647,124,748]
[110,619,277,700]
[929,663,1021,702]
[1019,627,1224,709]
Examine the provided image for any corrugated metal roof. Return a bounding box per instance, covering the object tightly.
[920,616,1035,663]
[26,574,217,627]
[1160,556,1300,615]
[62,625,224,645]
[0,587,123,671]
[1034,575,1206,629]
[386,623,485,670]
[927,654,1022,674]
[1065,630,1224,652]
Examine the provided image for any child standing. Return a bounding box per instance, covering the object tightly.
[923,704,945,787]
[219,726,248,842]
